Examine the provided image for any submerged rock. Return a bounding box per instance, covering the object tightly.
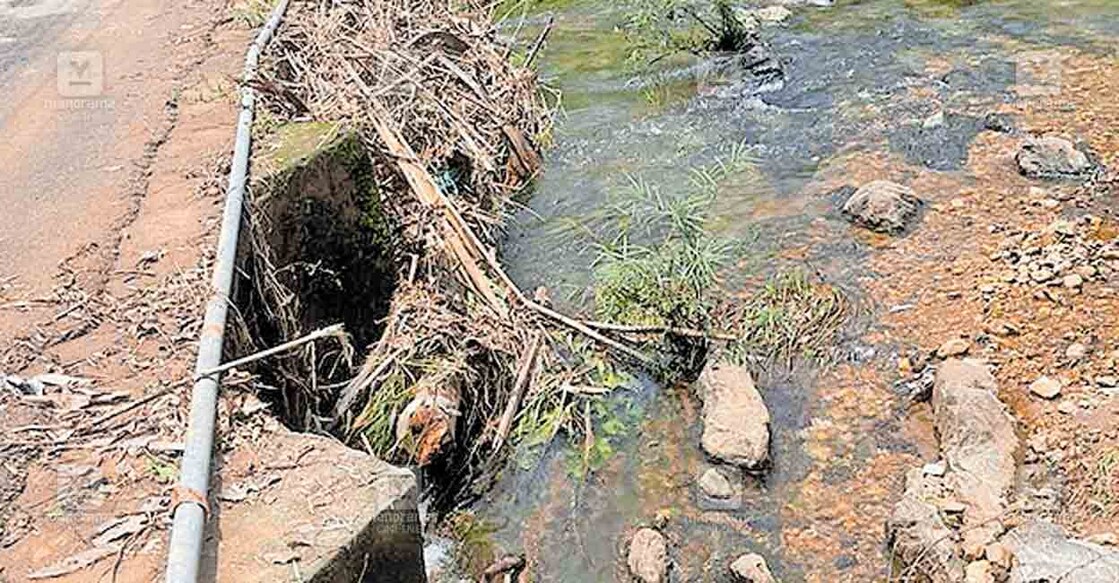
[933,359,1018,550]
[696,362,771,469]
[729,553,776,583]
[841,180,921,234]
[698,467,735,499]
[627,528,668,583]
[1003,520,1119,583]
[1016,136,1093,178]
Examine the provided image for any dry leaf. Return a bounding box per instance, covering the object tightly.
[27,546,118,579]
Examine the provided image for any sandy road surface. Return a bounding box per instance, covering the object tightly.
[0,0,253,580]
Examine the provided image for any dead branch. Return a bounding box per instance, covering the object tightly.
[581,320,739,342]
[195,323,348,380]
[491,332,542,454]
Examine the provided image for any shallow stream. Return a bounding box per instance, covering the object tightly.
[437,1,1118,580]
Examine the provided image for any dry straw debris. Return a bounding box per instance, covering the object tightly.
[254,0,589,501]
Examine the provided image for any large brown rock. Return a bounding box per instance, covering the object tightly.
[1015,136,1093,178]
[696,362,770,469]
[887,359,1020,580]
[933,359,1018,549]
[841,180,921,234]
[627,528,668,583]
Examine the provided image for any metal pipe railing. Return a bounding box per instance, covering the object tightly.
[165,1,289,580]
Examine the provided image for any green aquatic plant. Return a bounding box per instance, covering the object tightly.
[589,140,761,330]
[592,174,734,330]
[564,389,639,480]
[724,270,848,366]
[622,0,757,66]
[445,511,499,577]
[511,338,634,476]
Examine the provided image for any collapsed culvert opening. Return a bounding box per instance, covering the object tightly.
[230,126,397,433]
[225,115,543,513]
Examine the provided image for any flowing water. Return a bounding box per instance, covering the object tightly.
[440,1,1118,581]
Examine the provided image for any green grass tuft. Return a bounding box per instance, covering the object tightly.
[725,270,848,366]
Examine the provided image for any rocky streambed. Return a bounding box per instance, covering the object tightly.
[427,0,1119,581]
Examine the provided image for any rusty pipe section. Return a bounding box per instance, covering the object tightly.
[165,0,289,580]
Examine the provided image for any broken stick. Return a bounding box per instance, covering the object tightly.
[491,332,542,455]
[194,323,346,380]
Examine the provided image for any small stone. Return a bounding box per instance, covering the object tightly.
[627,528,668,583]
[1016,136,1092,178]
[985,321,1019,337]
[923,111,945,129]
[922,461,946,477]
[983,542,1011,569]
[1050,220,1077,237]
[978,283,997,294]
[1039,198,1061,209]
[1086,532,1117,546]
[965,560,994,583]
[937,338,971,358]
[941,500,967,514]
[898,356,914,376]
[1062,273,1084,288]
[1065,342,1088,359]
[1031,268,1055,282]
[698,468,735,500]
[730,553,776,583]
[1030,376,1062,399]
[1076,264,1097,279]
[753,5,792,24]
[1096,375,1118,388]
[1057,401,1076,415]
[962,538,987,561]
[652,508,671,530]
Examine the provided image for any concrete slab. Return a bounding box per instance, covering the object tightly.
[205,428,424,582]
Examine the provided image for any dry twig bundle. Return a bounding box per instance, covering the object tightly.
[256,0,566,494]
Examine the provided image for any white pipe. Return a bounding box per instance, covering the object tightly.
[165,1,289,580]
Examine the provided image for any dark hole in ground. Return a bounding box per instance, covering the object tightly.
[231,128,397,431]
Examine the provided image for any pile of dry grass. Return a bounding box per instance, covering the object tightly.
[254,0,573,499]
[259,0,549,239]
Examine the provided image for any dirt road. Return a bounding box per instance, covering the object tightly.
[0,0,252,579]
